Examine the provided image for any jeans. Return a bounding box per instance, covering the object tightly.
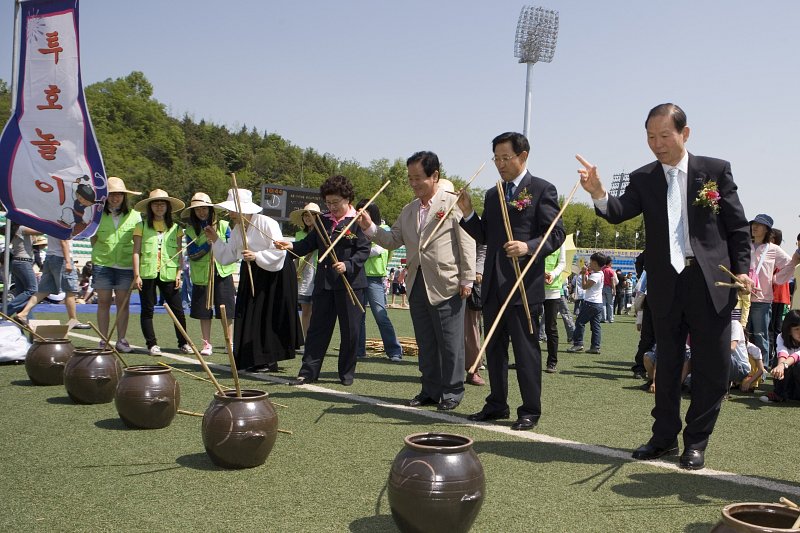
[7,259,38,315]
[602,286,614,322]
[572,301,602,349]
[358,276,402,358]
[747,302,772,367]
[557,296,575,340]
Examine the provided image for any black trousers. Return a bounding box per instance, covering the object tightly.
[139,277,186,349]
[482,293,543,420]
[632,299,655,375]
[542,298,559,367]
[650,263,730,451]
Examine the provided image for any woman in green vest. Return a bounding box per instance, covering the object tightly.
[182,192,236,356]
[132,189,188,356]
[90,177,142,353]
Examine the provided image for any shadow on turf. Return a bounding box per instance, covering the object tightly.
[176,452,225,471]
[46,395,79,405]
[348,515,398,532]
[95,417,133,431]
[10,379,33,386]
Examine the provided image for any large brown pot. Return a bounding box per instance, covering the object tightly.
[115,365,180,429]
[63,348,122,404]
[711,503,800,532]
[202,389,278,469]
[388,433,485,533]
[24,338,74,385]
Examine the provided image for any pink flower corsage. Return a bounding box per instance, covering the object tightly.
[508,188,533,211]
[693,181,720,214]
[435,208,446,220]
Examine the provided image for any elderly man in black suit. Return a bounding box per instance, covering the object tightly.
[577,103,752,469]
[458,132,565,431]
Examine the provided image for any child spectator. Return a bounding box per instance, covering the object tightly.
[643,344,691,394]
[567,252,605,354]
[760,309,800,403]
[730,317,765,393]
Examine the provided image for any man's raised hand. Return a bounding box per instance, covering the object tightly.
[576,154,606,200]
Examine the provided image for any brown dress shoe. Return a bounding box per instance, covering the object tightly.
[466,372,485,386]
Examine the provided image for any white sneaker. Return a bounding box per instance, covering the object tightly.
[149,345,162,356]
[115,339,132,353]
[200,341,213,356]
[180,344,193,354]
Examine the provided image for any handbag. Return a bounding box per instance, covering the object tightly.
[467,283,483,311]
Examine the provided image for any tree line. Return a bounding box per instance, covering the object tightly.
[0,72,642,248]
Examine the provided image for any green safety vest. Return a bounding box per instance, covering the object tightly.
[364,224,391,277]
[137,221,181,281]
[185,221,237,285]
[544,248,564,291]
[91,210,141,268]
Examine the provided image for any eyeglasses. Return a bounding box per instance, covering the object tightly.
[492,154,519,164]
[324,198,347,207]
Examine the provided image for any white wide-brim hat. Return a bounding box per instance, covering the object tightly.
[180,192,217,219]
[107,176,141,195]
[215,188,262,215]
[134,189,185,213]
[289,202,322,227]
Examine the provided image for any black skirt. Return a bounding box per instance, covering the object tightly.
[233,259,302,369]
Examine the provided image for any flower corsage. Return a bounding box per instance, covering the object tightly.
[508,188,533,211]
[693,181,720,214]
[435,208,446,220]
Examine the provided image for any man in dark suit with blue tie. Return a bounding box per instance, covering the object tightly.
[577,103,753,469]
[458,132,565,430]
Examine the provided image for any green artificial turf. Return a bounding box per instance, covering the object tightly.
[0,308,797,532]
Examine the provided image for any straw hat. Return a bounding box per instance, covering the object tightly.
[106,176,141,195]
[32,235,47,247]
[289,202,321,227]
[215,188,262,215]
[438,178,455,194]
[180,192,216,219]
[134,189,185,213]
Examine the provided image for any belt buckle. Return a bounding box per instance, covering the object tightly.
[684,257,695,267]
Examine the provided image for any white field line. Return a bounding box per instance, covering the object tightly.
[68,332,800,497]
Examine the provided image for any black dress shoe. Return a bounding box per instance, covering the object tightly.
[408,395,437,407]
[437,399,459,411]
[467,409,510,422]
[511,417,537,431]
[679,449,705,470]
[340,378,353,386]
[631,441,679,460]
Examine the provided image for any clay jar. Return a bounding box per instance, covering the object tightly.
[202,389,278,469]
[63,348,122,404]
[711,503,800,532]
[25,338,74,385]
[115,365,180,429]
[388,433,485,533]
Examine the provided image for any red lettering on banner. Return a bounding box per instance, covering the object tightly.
[34,175,67,205]
[36,85,63,110]
[38,31,63,64]
[30,128,61,160]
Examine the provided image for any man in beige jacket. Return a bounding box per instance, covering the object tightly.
[358,151,476,411]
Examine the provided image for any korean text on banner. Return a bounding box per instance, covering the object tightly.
[0,0,107,240]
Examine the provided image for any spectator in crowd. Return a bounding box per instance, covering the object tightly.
[289,203,321,344]
[567,252,605,354]
[760,309,800,403]
[6,222,40,316]
[15,236,90,329]
[614,268,627,315]
[769,229,790,362]
[601,256,616,322]
[747,214,795,368]
[542,245,570,372]
[355,199,403,362]
[465,244,487,386]
[570,269,584,316]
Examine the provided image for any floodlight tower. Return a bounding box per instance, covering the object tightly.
[514,6,559,139]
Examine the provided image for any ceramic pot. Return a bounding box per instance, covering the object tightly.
[202,389,278,469]
[24,338,74,385]
[388,433,485,533]
[711,503,800,532]
[63,348,122,404]
[115,365,180,429]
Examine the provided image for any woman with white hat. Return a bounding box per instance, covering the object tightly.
[289,202,321,341]
[204,188,301,372]
[89,176,142,352]
[183,192,236,356]
[132,189,189,356]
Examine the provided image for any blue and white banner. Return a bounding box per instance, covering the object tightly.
[0,0,106,239]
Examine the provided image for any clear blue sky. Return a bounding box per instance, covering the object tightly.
[2,0,798,252]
